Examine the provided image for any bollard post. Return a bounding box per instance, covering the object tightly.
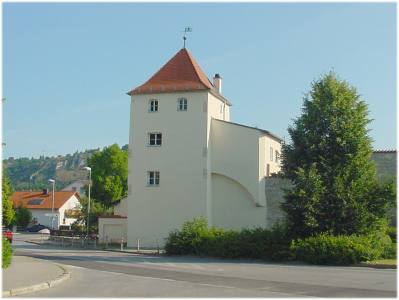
[62,236,64,248]
[94,238,96,249]
[137,239,140,253]
[105,236,108,249]
[157,239,160,255]
[121,238,124,251]
[71,237,74,248]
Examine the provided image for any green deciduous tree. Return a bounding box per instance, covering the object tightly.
[281,72,394,238]
[2,173,15,227]
[13,205,32,229]
[71,197,112,234]
[88,144,128,208]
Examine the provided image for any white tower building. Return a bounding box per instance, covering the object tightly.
[126,48,282,248]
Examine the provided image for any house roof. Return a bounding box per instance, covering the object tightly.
[11,191,79,210]
[127,48,232,106]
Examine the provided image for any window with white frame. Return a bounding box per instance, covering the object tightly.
[147,171,160,186]
[148,133,162,146]
[149,99,158,112]
[177,97,188,111]
[270,147,274,161]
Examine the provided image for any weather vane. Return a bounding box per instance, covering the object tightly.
[182,27,192,48]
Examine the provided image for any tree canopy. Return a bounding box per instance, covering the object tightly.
[2,173,15,226]
[281,73,395,238]
[88,144,128,208]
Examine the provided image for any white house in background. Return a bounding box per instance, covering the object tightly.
[62,180,87,197]
[125,47,282,248]
[11,190,81,229]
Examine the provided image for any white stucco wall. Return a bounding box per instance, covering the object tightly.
[211,118,264,206]
[127,91,209,248]
[58,194,81,227]
[30,209,58,229]
[212,173,266,229]
[114,198,127,217]
[98,217,127,244]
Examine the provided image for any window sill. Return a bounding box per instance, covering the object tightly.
[147,145,162,147]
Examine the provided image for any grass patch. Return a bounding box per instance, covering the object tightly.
[367,258,396,265]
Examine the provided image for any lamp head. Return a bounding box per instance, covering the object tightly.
[83,167,91,171]
[48,179,55,183]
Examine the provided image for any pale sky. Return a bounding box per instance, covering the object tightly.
[3,2,396,158]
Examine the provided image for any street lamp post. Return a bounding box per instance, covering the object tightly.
[48,179,55,229]
[83,167,91,237]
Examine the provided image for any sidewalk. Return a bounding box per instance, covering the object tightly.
[2,256,70,297]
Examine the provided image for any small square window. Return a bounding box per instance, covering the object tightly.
[177,98,188,111]
[149,100,158,112]
[148,171,160,186]
[148,133,162,146]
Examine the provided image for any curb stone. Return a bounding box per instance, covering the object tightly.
[3,264,70,297]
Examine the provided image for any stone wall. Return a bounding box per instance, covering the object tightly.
[265,177,292,228]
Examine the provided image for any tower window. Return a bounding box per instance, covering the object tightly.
[149,100,158,112]
[177,98,188,111]
[147,171,160,186]
[148,133,162,146]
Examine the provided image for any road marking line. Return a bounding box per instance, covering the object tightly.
[198,283,236,289]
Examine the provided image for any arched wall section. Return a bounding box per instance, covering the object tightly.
[212,173,266,230]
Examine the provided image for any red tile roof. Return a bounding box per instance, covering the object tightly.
[128,48,215,95]
[11,191,79,210]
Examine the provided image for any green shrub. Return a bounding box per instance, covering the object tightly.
[164,218,291,261]
[387,226,396,243]
[2,238,13,269]
[382,243,396,259]
[291,232,393,265]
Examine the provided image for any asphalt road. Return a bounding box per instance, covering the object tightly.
[11,233,397,297]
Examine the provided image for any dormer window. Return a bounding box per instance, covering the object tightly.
[149,100,158,112]
[177,98,188,111]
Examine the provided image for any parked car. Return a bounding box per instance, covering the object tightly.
[26,224,51,233]
[2,227,13,243]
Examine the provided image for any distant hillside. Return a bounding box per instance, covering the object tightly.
[3,144,128,191]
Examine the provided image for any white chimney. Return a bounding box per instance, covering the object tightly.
[213,73,222,94]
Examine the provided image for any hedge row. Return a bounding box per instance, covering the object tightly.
[2,238,13,269]
[165,217,394,265]
[165,217,291,261]
[291,231,392,265]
